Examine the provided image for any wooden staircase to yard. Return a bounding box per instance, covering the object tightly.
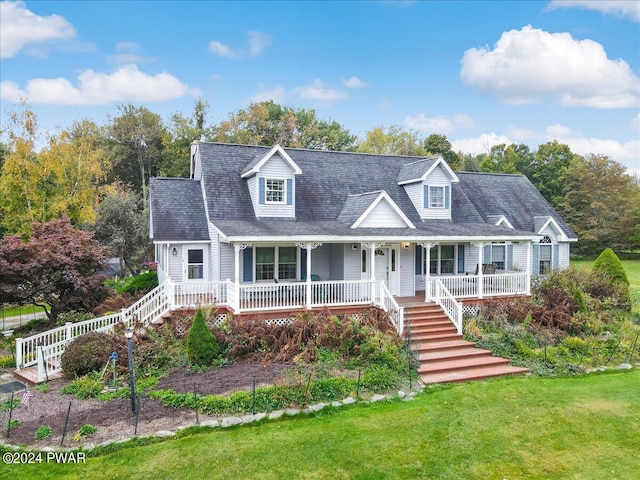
[404,303,529,384]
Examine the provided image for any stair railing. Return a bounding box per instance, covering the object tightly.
[426,278,463,334]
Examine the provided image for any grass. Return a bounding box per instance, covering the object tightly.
[5,370,639,479]
[571,258,640,315]
[0,304,46,319]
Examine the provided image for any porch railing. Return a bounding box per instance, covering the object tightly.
[426,278,463,334]
[436,272,529,299]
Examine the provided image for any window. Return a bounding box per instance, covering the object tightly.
[539,236,552,274]
[187,249,204,279]
[255,246,297,281]
[492,244,505,270]
[430,186,445,208]
[362,249,367,273]
[266,179,285,203]
[426,244,455,275]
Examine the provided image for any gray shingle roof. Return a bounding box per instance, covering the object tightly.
[397,157,439,184]
[151,142,577,242]
[338,191,383,225]
[149,178,209,241]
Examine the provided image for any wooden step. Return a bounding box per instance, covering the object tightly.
[411,332,462,342]
[410,325,458,335]
[421,365,530,384]
[412,339,474,353]
[418,347,493,362]
[418,355,509,375]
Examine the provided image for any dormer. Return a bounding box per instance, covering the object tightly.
[397,156,458,220]
[487,214,514,229]
[534,215,570,242]
[241,145,302,218]
[338,191,415,229]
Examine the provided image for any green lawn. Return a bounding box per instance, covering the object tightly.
[6,370,639,480]
[0,304,45,319]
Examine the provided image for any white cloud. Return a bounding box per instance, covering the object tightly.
[208,40,235,58]
[249,86,285,103]
[208,31,271,59]
[293,79,349,104]
[547,1,640,22]
[545,124,578,138]
[107,42,154,64]
[0,64,196,105]
[450,133,514,155]
[343,76,367,89]
[460,25,640,108]
[632,113,640,131]
[0,1,76,59]
[248,31,272,57]
[403,113,475,133]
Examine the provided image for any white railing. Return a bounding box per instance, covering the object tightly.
[435,272,529,299]
[173,280,228,309]
[376,282,404,336]
[426,278,463,334]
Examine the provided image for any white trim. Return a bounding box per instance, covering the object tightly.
[351,191,416,229]
[397,156,459,185]
[495,215,514,229]
[241,144,302,178]
[428,184,447,209]
[225,234,541,243]
[536,216,570,242]
[264,177,287,204]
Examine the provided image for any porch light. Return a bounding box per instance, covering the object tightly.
[402,242,410,250]
[172,247,178,256]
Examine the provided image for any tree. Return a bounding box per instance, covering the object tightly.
[104,104,168,208]
[532,141,577,209]
[357,125,427,156]
[94,182,148,278]
[423,134,460,169]
[0,216,108,324]
[213,101,357,151]
[561,154,640,254]
[186,309,220,366]
[593,248,629,286]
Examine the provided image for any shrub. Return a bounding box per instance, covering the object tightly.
[593,248,629,286]
[112,271,159,295]
[61,331,114,379]
[56,310,94,327]
[78,424,98,437]
[35,425,52,440]
[186,309,220,366]
[60,374,103,399]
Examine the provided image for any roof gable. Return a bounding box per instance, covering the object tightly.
[487,214,514,229]
[241,144,302,178]
[535,215,570,241]
[397,156,459,185]
[340,191,415,229]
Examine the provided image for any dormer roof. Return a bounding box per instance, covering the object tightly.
[339,190,416,229]
[241,144,302,178]
[397,156,459,185]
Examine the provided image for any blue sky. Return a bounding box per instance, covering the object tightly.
[1,0,639,173]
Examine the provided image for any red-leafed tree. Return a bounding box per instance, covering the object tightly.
[0,216,109,324]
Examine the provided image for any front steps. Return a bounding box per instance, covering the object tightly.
[404,303,529,384]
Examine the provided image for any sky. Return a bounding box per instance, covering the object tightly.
[1,0,639,174]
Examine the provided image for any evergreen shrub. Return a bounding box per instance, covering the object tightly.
[186,309,220,366]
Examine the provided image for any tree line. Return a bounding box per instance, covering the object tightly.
[1,99,639,269]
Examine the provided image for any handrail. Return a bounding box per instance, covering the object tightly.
[376,281,404,336]
[427,278,463,334]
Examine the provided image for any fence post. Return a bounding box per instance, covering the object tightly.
[65,322,73,343]
[15,338,23,370]
[36,345,44,382]
[121,308,128,327]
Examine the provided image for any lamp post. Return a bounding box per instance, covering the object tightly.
[124,327,136,413]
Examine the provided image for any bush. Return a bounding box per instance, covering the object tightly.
[61,331,114,379]
[35,425,52,440]
[186,309,220,366]
[60,374,103,399]
[593,248,629,286]
[111,271,159,295]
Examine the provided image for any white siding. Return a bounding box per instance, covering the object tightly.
[358,199,408,228]
[210,235,219,281]
[247,176,258,213]
[255,155,295,218]
[220,242,235,281]
[402,164,452,220]
[399,247,414,296]
[344,246,362,281]
[426,165,450,184]
[168,245,182,281]
[539,224,560,242]
[310,244,331,280]
[558,242,570,269]
[512,243,529,272]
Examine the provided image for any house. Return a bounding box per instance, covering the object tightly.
[149,141,576,318]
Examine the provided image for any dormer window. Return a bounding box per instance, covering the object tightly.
[266,179,286,203]
[430,186,445,208]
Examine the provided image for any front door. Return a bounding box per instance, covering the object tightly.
[374,248,389,287]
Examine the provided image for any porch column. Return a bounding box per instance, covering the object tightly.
[232,243,252,285]
[419,243,435,301]
[363,242,383,302]
[473,242,484,298]
[526,241,532,295]
[296,243,322,309]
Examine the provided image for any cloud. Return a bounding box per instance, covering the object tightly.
[208,31,271,58]
[403,113,475,133]
[343,76,367,89]
[450,133,514,155]
[0,64,197,105]
[632,113,640,131]
[293,79,349,104]
[460,25,640,108]
[107,42,154,64]
[547,1,640,22]
[249,86,285,103]
[0,1,76,59]
[248,31,272,57]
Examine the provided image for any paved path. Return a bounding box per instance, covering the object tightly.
[1,312,47,332]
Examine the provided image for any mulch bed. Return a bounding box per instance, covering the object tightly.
[1,361,290,448]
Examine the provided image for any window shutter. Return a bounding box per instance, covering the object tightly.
[423,185,429,208]
[553,244,559,269]
[445,185,450,209]
[483,244,491,264]
[415,244,422,274]
[259,178,265,205]
[300,248,307,280]
[286,178,293,205]
[506,243,513,270]
[457,244,465,273]
[532,243,539,275]
[243,248,253,282]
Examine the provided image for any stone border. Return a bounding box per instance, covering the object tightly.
[0,387,425,453]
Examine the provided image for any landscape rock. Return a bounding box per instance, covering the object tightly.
[268,410,284,420]
[221,417,242,427]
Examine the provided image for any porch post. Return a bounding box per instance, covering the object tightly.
[296,243,322,309]
[233,244,241,285]
[419,243,435,301]
[474,242,484,298]
[363,243,383,303]
[526,241,532,295]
